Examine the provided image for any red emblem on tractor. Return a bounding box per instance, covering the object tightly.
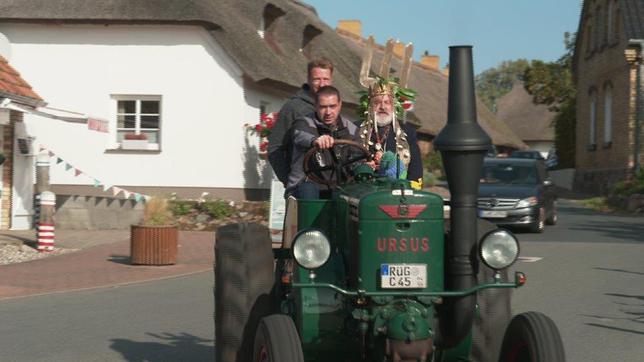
[378,204,427,219]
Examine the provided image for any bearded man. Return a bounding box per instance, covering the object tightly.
[359,82,423,189]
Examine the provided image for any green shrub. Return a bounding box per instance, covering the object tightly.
[609,169,644,196]
[198,200,234,219]
[170,200,195,216]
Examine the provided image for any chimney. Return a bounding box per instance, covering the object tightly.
[442,64,450,77]
[393,41,405,59]
[420,51,440,70]
[337,20,362,39]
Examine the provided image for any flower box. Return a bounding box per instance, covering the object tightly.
[121,139,149,150]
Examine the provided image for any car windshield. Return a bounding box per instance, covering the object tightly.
[480,163,538,185]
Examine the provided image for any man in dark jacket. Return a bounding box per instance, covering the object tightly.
[268,58,333,186]
[287,86,359,199]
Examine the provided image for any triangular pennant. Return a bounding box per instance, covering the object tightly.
[48,151,55,157]
[56,157,64,164]
[39,146,45,152]
[123,190,132,199]
[65,163,73,171]
[102,184,112,192]
[74,169,82,177]
[134,193,142,202]
[112,187,122,197]
[93,179,101,188]
[143,195,151,202]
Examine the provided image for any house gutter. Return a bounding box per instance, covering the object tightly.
[629,39,644,173]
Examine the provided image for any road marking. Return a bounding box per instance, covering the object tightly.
[518,256,543,263]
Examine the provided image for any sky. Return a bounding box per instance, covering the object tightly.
[304,0,583,75]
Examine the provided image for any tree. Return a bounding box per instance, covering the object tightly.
[523,32,577,168]
[475,59,530,112]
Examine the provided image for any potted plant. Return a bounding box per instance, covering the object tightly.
[130,197,178,265]
[121,133,149,150]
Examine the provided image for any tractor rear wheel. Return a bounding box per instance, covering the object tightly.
[215,223,275,362]
[471,219,512,362]
[499,311,565,362]
[253,314,304,362]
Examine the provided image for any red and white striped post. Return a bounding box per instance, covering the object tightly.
[37,191,56,252]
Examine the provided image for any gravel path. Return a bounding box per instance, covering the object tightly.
[0,243,76,265]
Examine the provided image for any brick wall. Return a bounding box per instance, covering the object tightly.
[574,2,636,193]
[1,111,18,229]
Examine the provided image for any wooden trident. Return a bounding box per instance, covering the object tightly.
[359,36,414,89]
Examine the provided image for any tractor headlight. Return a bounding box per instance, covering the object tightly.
[292,229,331,269]
[479,229,519,270]
[516,196,538,208]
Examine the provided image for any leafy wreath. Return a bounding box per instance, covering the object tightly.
[356,76,418,122]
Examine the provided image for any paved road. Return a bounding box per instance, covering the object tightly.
[0,273,214,362]
[510,199,644,362]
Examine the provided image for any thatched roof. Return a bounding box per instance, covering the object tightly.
[496,82,555,142]
[338,33,527,149]
[0,55,43,105]
[0,0,364,104]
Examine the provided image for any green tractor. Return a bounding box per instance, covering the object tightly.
[215,46,565,362]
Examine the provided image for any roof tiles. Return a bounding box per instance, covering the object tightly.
[0,55,42,101]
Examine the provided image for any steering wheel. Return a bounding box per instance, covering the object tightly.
[303,139,371,187]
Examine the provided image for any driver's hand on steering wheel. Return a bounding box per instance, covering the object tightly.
[314,135,335,149]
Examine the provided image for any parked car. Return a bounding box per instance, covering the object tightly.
[478,158,557,233]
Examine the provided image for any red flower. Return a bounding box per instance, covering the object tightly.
[402,102,412,110]
[259,141,269,152]
[265,119,274,129]
[255,124,263,132]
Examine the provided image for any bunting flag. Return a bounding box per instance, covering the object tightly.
[87,118,109,133]
[39,144,150,202]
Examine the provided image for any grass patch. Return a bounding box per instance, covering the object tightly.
[580,197,615,212]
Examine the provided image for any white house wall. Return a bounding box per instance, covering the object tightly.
[0,23,277,191]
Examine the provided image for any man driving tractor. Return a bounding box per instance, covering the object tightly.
[285,85,361,199]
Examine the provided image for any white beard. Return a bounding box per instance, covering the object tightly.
[375,113,393,127]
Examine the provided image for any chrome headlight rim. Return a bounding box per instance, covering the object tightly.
[479,228,520,270]
[292,228,331,270]
[516,196,539,208]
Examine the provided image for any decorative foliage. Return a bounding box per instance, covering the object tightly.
[245,112,278,157]
[142,197,175,226]
[356,76,417,122]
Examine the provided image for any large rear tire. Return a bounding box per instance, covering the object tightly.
[471,219,512,362]
[499,311,565,362]
[253,314,304,362]
[215,223,275,362]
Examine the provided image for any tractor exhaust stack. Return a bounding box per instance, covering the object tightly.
[433,45,491,347]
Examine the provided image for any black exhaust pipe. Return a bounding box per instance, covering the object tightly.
[433,46,491,347]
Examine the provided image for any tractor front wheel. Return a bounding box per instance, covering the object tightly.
[499,311,565,362]
[253,314,304,362]
[215,223,275,362]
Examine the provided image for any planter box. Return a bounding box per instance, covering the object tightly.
[130,224,178,265]
[121,139,149,150]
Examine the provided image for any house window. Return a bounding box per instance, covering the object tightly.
[301,25,322,59]
[589,90,597,149]
[260,4,285,45]
[603,84,612,145]
[114,95,161,150]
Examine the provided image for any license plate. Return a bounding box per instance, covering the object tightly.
[380,264,427,289]
[479,210,508,218]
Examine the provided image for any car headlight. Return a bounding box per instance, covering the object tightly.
[292,229,331,269]
[516,196,538,208]
[479,229,519,270]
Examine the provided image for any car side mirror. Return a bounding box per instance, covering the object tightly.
[543,179,553,186]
